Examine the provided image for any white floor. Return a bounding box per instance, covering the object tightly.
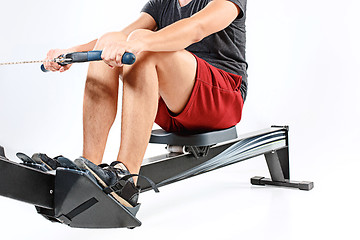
[1,141,359,240]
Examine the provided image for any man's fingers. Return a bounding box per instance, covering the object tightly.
[49,62,61,72]
[115,51,124,67]
[44,48,72,72]
[63,64,72,71]
[102,44,127,68]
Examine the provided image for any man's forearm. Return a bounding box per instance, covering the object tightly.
[142,17,203,52]
[68,32,126,52]
[64,15,201,55]
[69,39,98,52]
[139,0,240,53]
[64,18,200,56]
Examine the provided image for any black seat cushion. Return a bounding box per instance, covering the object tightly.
[149,126,237,146]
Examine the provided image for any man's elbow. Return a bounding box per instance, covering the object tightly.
[191,19,207,43]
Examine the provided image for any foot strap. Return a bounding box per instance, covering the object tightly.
[103,174,159,194]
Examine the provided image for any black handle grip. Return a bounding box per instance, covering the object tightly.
[41,51,136,72]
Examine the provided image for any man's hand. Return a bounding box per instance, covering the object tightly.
[101,39,145,68]
[43,48,73,72]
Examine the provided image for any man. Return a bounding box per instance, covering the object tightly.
[43,0,247,208]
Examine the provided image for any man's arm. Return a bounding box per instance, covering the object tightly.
[72,12,157,52]
[44,12,156,72]
[140,0,241,52]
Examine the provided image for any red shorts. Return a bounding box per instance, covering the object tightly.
[155,53,244,133]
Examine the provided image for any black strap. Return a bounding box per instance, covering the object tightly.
[104,174,159,194]
[103,182,125,195]
[64,197,99,220]
[122,174,160,193]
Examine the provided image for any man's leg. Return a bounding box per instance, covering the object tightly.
[82,34,123,165]
[83,30,197,174]
[117,30,197,175]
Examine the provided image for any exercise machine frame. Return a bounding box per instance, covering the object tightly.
[0,125,313,229]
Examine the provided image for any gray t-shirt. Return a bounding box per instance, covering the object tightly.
[141,0,248,100]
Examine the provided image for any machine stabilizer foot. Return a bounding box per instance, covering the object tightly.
[251,176,314,191]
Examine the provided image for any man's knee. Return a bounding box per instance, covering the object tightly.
[95,31,127,49]
[124,29,159,66]
[127,29,154,42]
[96,29,153,50]
[85,75,118,101]
[121,29,186,82]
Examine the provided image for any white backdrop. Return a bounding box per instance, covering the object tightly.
[0,0,359,239]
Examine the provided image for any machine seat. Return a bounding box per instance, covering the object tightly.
[149,126,238,146]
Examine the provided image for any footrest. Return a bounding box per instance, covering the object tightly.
[50,169,142,228]
[251,176,314,191]
[0,147,141,229]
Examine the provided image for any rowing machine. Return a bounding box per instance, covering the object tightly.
[0,125,313,229]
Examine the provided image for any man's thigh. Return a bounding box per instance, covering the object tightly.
[155,53,244,133]
[154,50,197,115]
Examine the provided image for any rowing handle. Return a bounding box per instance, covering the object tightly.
[41,50,136,72]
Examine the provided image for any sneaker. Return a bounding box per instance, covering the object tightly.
[17,152,80,171]
[16,152,49,171]
[31,153,61,170]
[33,153,81,170]
[74,157,159,208]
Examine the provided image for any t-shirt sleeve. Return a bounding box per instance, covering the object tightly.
[141,0,162,27]
[226,0,246,19]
